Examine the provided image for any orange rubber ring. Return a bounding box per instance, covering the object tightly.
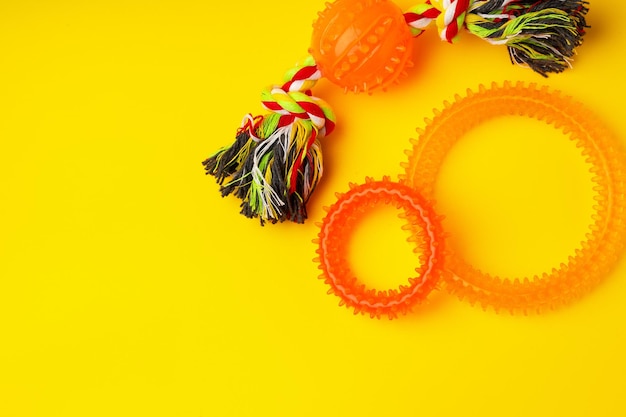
[402,81,626,313]
[314,177,446,319]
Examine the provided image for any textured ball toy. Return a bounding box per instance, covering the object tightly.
[203,0,589,225]
[310,0,414,93]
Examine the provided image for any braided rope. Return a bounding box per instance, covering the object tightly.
[259,57,336,138]
[405,0,472,43]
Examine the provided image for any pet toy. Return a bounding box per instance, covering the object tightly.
[203,0,588,224]
[402,81,626,314]
[316,82,626,318]
[314,178,446,319]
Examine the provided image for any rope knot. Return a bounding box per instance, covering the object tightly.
[405,0,472,43]
[260,57,336,137]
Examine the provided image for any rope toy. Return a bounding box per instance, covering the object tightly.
[203,0,589,224]
[315,82,626,318]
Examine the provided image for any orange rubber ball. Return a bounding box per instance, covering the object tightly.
[310,0,414,93]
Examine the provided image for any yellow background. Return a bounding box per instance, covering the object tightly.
[1,1,625,416]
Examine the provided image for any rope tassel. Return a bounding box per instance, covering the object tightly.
[202,57,335,225]
[406,0,589,76]
[468,0,589,76]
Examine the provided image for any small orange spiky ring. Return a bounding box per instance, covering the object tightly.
[315,82,626,318]
[314,178,446,319]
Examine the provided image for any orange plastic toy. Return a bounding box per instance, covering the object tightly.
[310,0,414,93]
[314,178,446,319]
[402,82,626,314]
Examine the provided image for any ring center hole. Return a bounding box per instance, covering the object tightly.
[435,115,596,278]
[347,202,426,290]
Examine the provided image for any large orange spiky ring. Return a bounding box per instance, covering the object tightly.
[316,82,626,318]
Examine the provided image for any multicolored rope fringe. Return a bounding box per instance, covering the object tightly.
[203,57,336,225]
[405,0,589,76]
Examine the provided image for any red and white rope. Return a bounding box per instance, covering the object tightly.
[405,0,472,43]
[259,62,336,138]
